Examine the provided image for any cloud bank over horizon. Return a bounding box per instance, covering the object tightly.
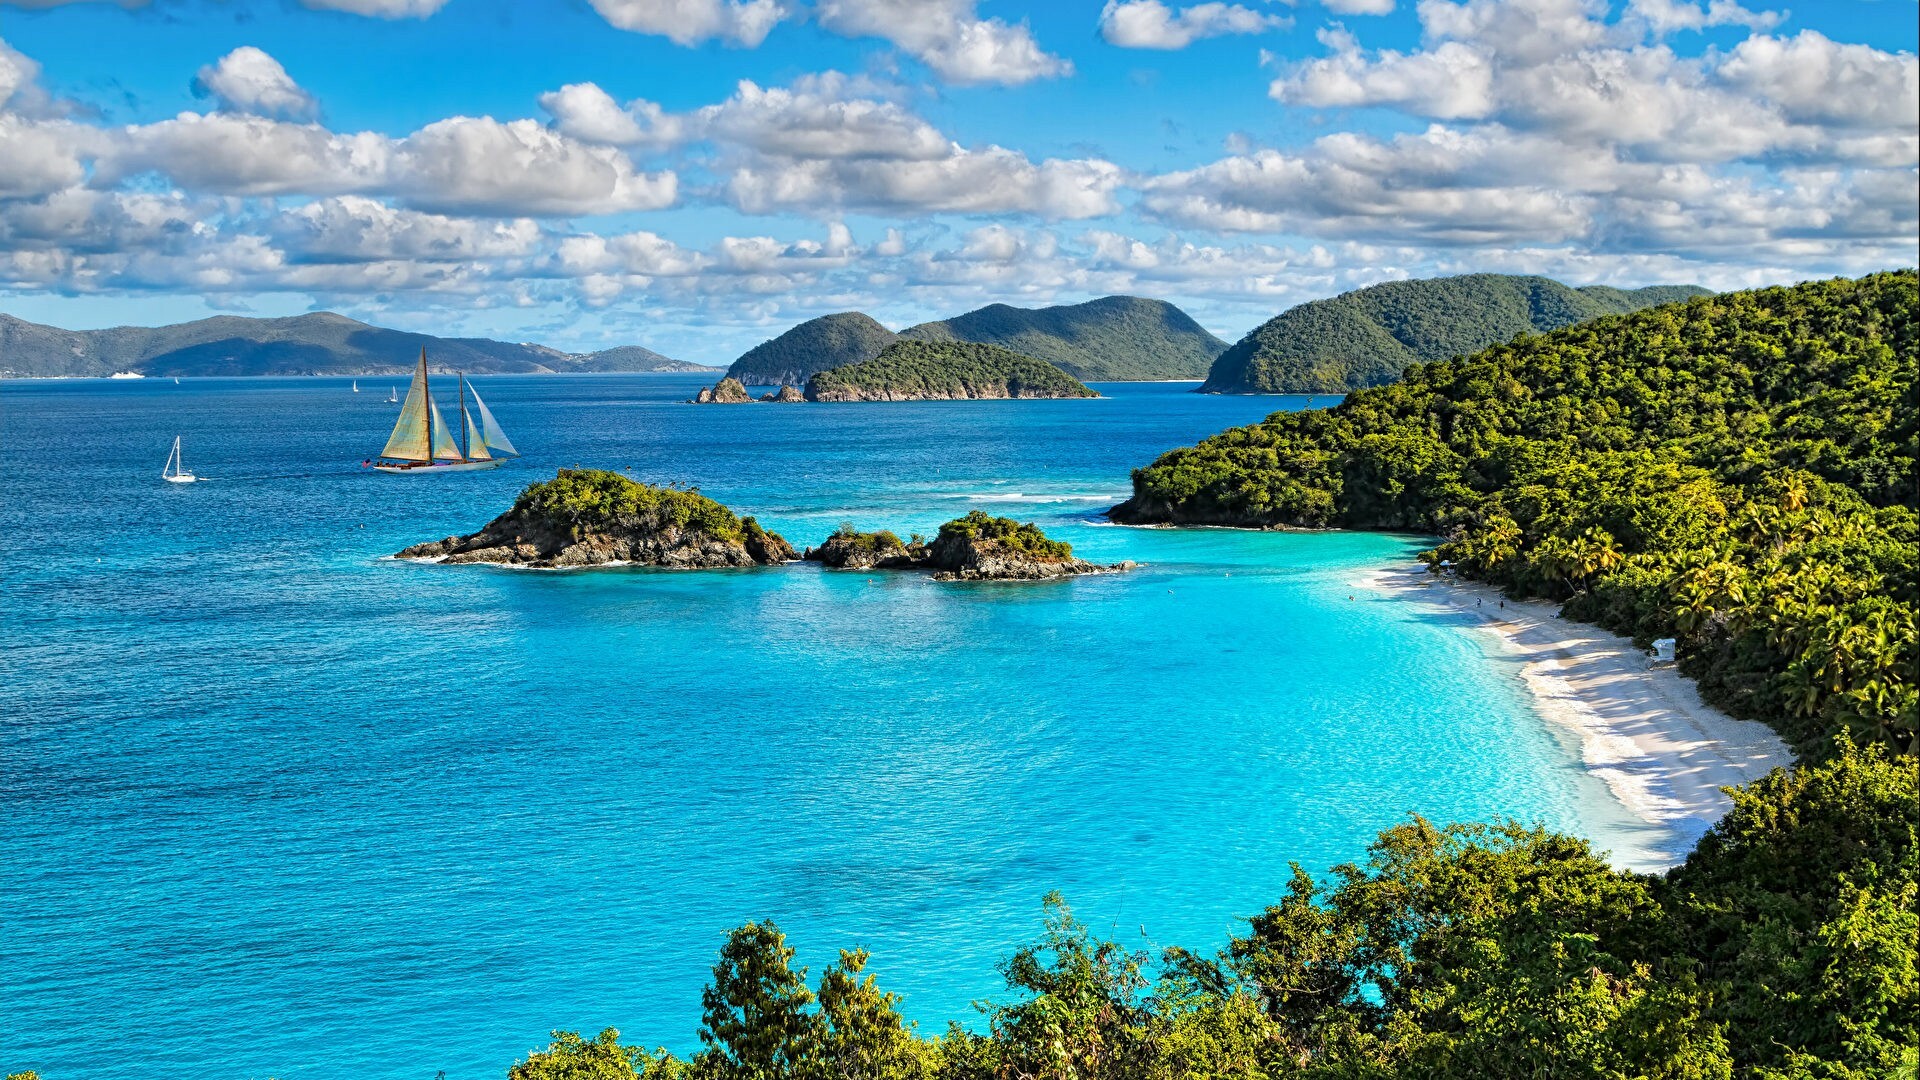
[0,0,1912,357]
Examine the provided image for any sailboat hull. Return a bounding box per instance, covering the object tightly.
[373,459,508,474]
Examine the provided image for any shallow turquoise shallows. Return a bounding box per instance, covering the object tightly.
[0,375,1647,1080]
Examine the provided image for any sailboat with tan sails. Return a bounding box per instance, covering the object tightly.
[372,349,517,473]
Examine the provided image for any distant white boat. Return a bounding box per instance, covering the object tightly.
[386,386,398,403]
[173,377,180,385]
[352,380,360,393]
[161,436,198,483]
[109,371,144,380]
[371,349,517,473]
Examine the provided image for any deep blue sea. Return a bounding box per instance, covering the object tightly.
[0,374,1650,1080]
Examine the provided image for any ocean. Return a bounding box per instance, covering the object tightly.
[0,373,1650,1079]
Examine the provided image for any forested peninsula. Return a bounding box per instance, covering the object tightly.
[1117,270,1915,752]
[501,272,1918,1080]
[804,341,1097,401]
[1200,274,1709,394]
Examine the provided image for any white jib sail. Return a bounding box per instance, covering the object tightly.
[467,385,518,456]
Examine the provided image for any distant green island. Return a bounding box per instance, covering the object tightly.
[724,311,900,388]
[1200,274,1710,394]
[0,311,712,378]
[898,295,1227,381]
[725,295,1224,387]
[805,340,1097,401]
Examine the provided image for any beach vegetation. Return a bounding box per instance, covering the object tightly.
[524,741,1915,1077]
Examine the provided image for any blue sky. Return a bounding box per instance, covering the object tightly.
[0,0,1914,362]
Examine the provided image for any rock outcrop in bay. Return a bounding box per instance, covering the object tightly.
[691,377,754,403]
[802,526,922,569]
[804,512,1130,580]
[396,469,795,569]
[759,385,805,402]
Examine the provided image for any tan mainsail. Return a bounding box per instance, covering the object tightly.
[382,351,435,461]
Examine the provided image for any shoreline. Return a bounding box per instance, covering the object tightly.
[1358,562,1794,872]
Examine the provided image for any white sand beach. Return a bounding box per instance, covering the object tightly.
[1360,562,1795,872]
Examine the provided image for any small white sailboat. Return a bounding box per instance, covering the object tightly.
[352,380,360,393]
[371,349,517,473]
[161,436,198,483]
[386,386,399,404]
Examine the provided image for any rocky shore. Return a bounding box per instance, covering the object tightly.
[804,512,1131,581]
[396,469,796,569]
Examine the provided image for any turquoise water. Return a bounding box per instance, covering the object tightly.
[0,375,1646,1079]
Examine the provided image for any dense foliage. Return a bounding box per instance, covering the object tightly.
[935,510,1074,559]
[901,296,1227,381]
[1122,271,1918,754]
[513,468,754,543]
[725,312,899,387]
[1200,274,1709,394]
[503,741,1916,1079]
[806,341,1097,400]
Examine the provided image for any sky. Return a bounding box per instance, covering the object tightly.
[0,0,1914,362]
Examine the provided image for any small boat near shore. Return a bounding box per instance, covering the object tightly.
[370,349,517,473]
[161,436,197,483]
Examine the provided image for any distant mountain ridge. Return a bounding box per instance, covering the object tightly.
[725,296,1229,386]
[899,296,1227,381]
[1202,275,1712,394]
[0,311,712,377]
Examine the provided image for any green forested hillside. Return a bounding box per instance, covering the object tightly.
[805,340,1096,401]
[1201,274,1711,394]
[1120,271,1916,753]
[900,296,1227,381]
[724,312,898,386]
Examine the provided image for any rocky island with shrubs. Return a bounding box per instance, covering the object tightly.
[806,340,1097,401]
[806,512,1131,580]
[395,468,796,569]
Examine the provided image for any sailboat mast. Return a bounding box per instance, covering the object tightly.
[420,348,431,464]
[459,375,469,461]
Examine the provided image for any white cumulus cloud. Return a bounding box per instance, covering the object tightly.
[586,0,786,46]
[1099,1,1289,50]
[816,0,1071,85]
[194,47,319,120]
